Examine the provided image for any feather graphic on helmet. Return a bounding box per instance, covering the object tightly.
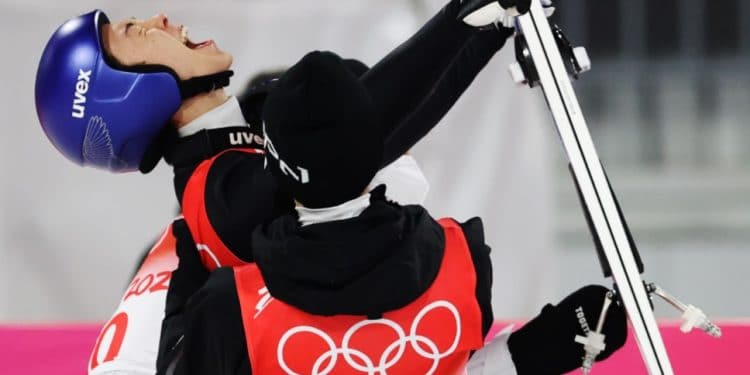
[82,116,127,171]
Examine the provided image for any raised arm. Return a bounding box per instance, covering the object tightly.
[382,27,513,165]
[361,0,475,138]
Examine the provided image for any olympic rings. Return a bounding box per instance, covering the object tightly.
[276,300,462,375]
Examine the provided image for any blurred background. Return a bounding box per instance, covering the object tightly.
[0,0,748,323]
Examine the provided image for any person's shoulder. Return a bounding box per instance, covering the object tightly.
[457,217,485,244]
[424,214,485,242]
[430,215,488,255]
[208,150,275,189]
[180,148,267,197]
[202,148,280,222]
[211,149,266,172]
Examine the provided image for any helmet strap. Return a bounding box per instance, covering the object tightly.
[178,70,234,100]
[138,70,234,173]
[138,124,178,174]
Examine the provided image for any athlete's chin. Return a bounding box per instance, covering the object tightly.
[219,52,233,70]
[197,50,233,71]
[184,56,233,79]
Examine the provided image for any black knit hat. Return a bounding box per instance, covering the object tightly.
[263,51,383,208]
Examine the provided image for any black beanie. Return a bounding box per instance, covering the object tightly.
[263,51,383,208]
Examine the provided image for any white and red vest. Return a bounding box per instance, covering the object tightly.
[88,223,179,375]
[235,218,484,375]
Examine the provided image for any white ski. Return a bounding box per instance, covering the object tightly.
[511,1,674,373]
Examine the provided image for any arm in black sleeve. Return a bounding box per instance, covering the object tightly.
[157,219,208,374]
[361,0,475,137]
[173,151,293,263]
[458,217,494,339]
[203,152,292,262]
[173,267,252,375]
[382,28,513,165]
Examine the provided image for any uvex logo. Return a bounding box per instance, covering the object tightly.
[263,124,310,184]
[71,69,92,119]
[229,131,263,146]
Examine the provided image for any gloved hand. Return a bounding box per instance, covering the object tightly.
[507,285,628,375]
[457,0,532,29]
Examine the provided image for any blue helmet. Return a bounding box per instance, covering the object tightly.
[35,10,231,172]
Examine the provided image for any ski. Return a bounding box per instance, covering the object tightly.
[511,1,674,373]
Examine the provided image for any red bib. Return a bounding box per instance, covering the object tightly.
[235,218,484,375]
[181,148,264,271]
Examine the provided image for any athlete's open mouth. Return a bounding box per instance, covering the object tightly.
[186,39,213,50]
[181,26,213,50]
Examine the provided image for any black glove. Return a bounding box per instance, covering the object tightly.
[507,285,628,375]
[457,0,532,28]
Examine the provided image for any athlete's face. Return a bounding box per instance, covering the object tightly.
[102,14,233,80]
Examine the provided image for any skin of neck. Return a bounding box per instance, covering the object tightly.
[171,89,230,129]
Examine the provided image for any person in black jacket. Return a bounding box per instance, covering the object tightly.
[173,50,628,375]
[156,2,532,370]
[162,0,526,267]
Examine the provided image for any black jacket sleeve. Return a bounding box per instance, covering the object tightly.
[362,0,475,143]
[173,2,510,263]
[362,1,513,166]
[201,152,293,261]
[459,217,494,339]
[383,29,512,164]
[173,267,251,375]
[156,219,207,374]
[173,151,293,263]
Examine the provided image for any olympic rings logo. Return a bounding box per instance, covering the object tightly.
[276,300,461,375]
